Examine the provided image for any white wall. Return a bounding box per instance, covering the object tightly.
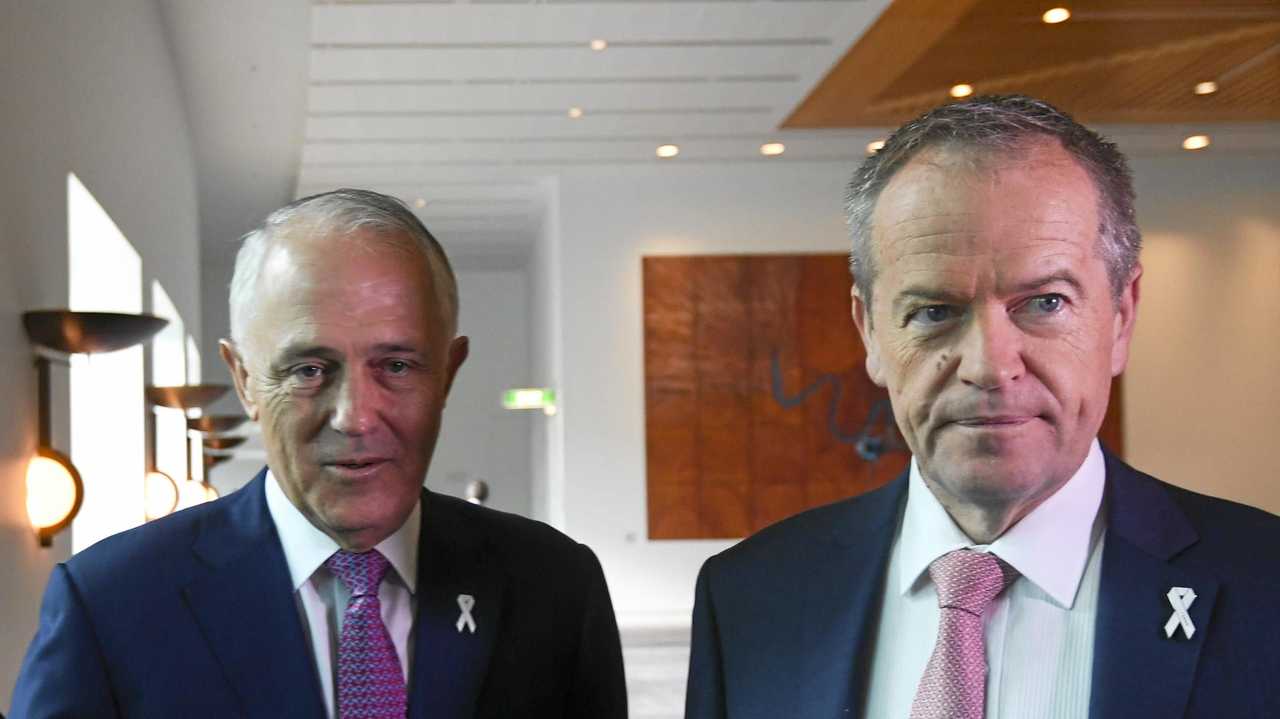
[530,177,566,526]
[546,153,1280,627]
[1126,152,1280,513]
[554,162,856,625]
[0,1,202,707]
[429,269,534,516]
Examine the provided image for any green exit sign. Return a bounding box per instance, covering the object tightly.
[502,388,557,414]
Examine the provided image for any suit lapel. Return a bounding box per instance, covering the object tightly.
[408,490,506,718]
[1089,454,1218,719]
[796,476,905,719]
[182,469,326,717]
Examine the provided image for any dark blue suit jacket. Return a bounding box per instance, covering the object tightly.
[686,451,1280,718]
[11,470,627,718]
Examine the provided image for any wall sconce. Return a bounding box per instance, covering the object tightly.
[22,310,168,546]
[202,454,232,495]
[188,414,248,434]
[143,408,178,521]
[147,384,230,507]
[197,420,247,497]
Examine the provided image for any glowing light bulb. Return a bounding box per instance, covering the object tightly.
[1182,135,1210,151]
[1042,7,1071,24]
[144,470,179,520]
[26,455,80,531]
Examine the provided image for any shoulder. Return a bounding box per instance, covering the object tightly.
[1161,479,1280,571]
[1109,456,1280,581]
[62,495,230,595]
[703,478,903,583]
[426,491,599,577]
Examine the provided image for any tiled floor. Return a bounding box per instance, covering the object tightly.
[622,627,690,719]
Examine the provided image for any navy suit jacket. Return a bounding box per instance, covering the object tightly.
[11,470,627,718]
[686,451,1280,718]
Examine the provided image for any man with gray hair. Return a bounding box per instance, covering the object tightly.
[685,96,1280,718]
[13,189,628,718]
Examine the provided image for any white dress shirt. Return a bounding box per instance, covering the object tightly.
[863,440,1107,719]
[264,470,420,719]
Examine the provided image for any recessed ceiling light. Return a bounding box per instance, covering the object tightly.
[1193,81,1218,95]
[589,39,608,51]
[1042,7,1071,24]
[656,144,680,159]
[760,142,785,157]
[568,107,584,119]
[413,198,427,209]
[1182,134,1210,151]
[950,83,974,98]
[867,139,886,154]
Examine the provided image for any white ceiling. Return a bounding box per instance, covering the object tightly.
[163,0,1280,465]
[165,0,1280,319]
[295,0,894,254]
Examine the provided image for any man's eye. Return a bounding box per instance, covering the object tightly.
[293,364,325,381]
[1024,294,1066,314]
[907,305,957,326]
[385,360,411,375]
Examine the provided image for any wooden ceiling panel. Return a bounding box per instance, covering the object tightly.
[785,0,1280,127]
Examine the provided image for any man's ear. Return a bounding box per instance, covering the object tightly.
[219,339,259,421]
[1110,263,1143,377]
[851,284,886,388]
[443,335,470,398]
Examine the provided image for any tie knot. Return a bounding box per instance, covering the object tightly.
[326,549,391,597]
[928,549,1018,615]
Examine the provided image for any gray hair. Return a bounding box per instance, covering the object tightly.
[228,188,459,348]
[845,94,1140,311]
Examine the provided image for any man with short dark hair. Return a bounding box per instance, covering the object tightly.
[13,189,628,718]
[685,96,1280,718]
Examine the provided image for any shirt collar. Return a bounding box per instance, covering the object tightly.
[264,468,420,594]
[897,439,1105,608]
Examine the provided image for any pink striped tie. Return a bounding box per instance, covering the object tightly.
[909,549,1018,719]
[326,549,407,719]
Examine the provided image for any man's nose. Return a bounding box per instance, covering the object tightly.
[330,368,379,435]
[955,306,1025,391]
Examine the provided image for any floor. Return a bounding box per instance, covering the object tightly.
[622,627,690,719]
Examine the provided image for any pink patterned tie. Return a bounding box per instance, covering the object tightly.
[326,549,407,719]
[909,549,1018,719]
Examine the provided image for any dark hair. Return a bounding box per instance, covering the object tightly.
[845,95,1140,308]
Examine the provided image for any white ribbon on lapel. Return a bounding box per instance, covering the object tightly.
[456,594,477,634]
[1164,587,1196,639]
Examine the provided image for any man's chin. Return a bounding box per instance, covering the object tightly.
[921,443,1058,506]
[304,490,409,540]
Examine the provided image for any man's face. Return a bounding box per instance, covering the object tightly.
[221,230,467,550]
[852,141,1139,517]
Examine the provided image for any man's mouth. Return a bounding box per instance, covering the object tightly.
[952,415,1036,427]
[326,458,389,471]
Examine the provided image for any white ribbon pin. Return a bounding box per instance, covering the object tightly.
[1164,587,1197,639]
[456,594,477,634]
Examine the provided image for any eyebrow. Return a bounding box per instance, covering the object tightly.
[274,344,340,366]
[891,269,1087,314]
[1007,270,1086,298]
[891,286,970,314]
[370,342,424,356]
[273,342,425,365]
